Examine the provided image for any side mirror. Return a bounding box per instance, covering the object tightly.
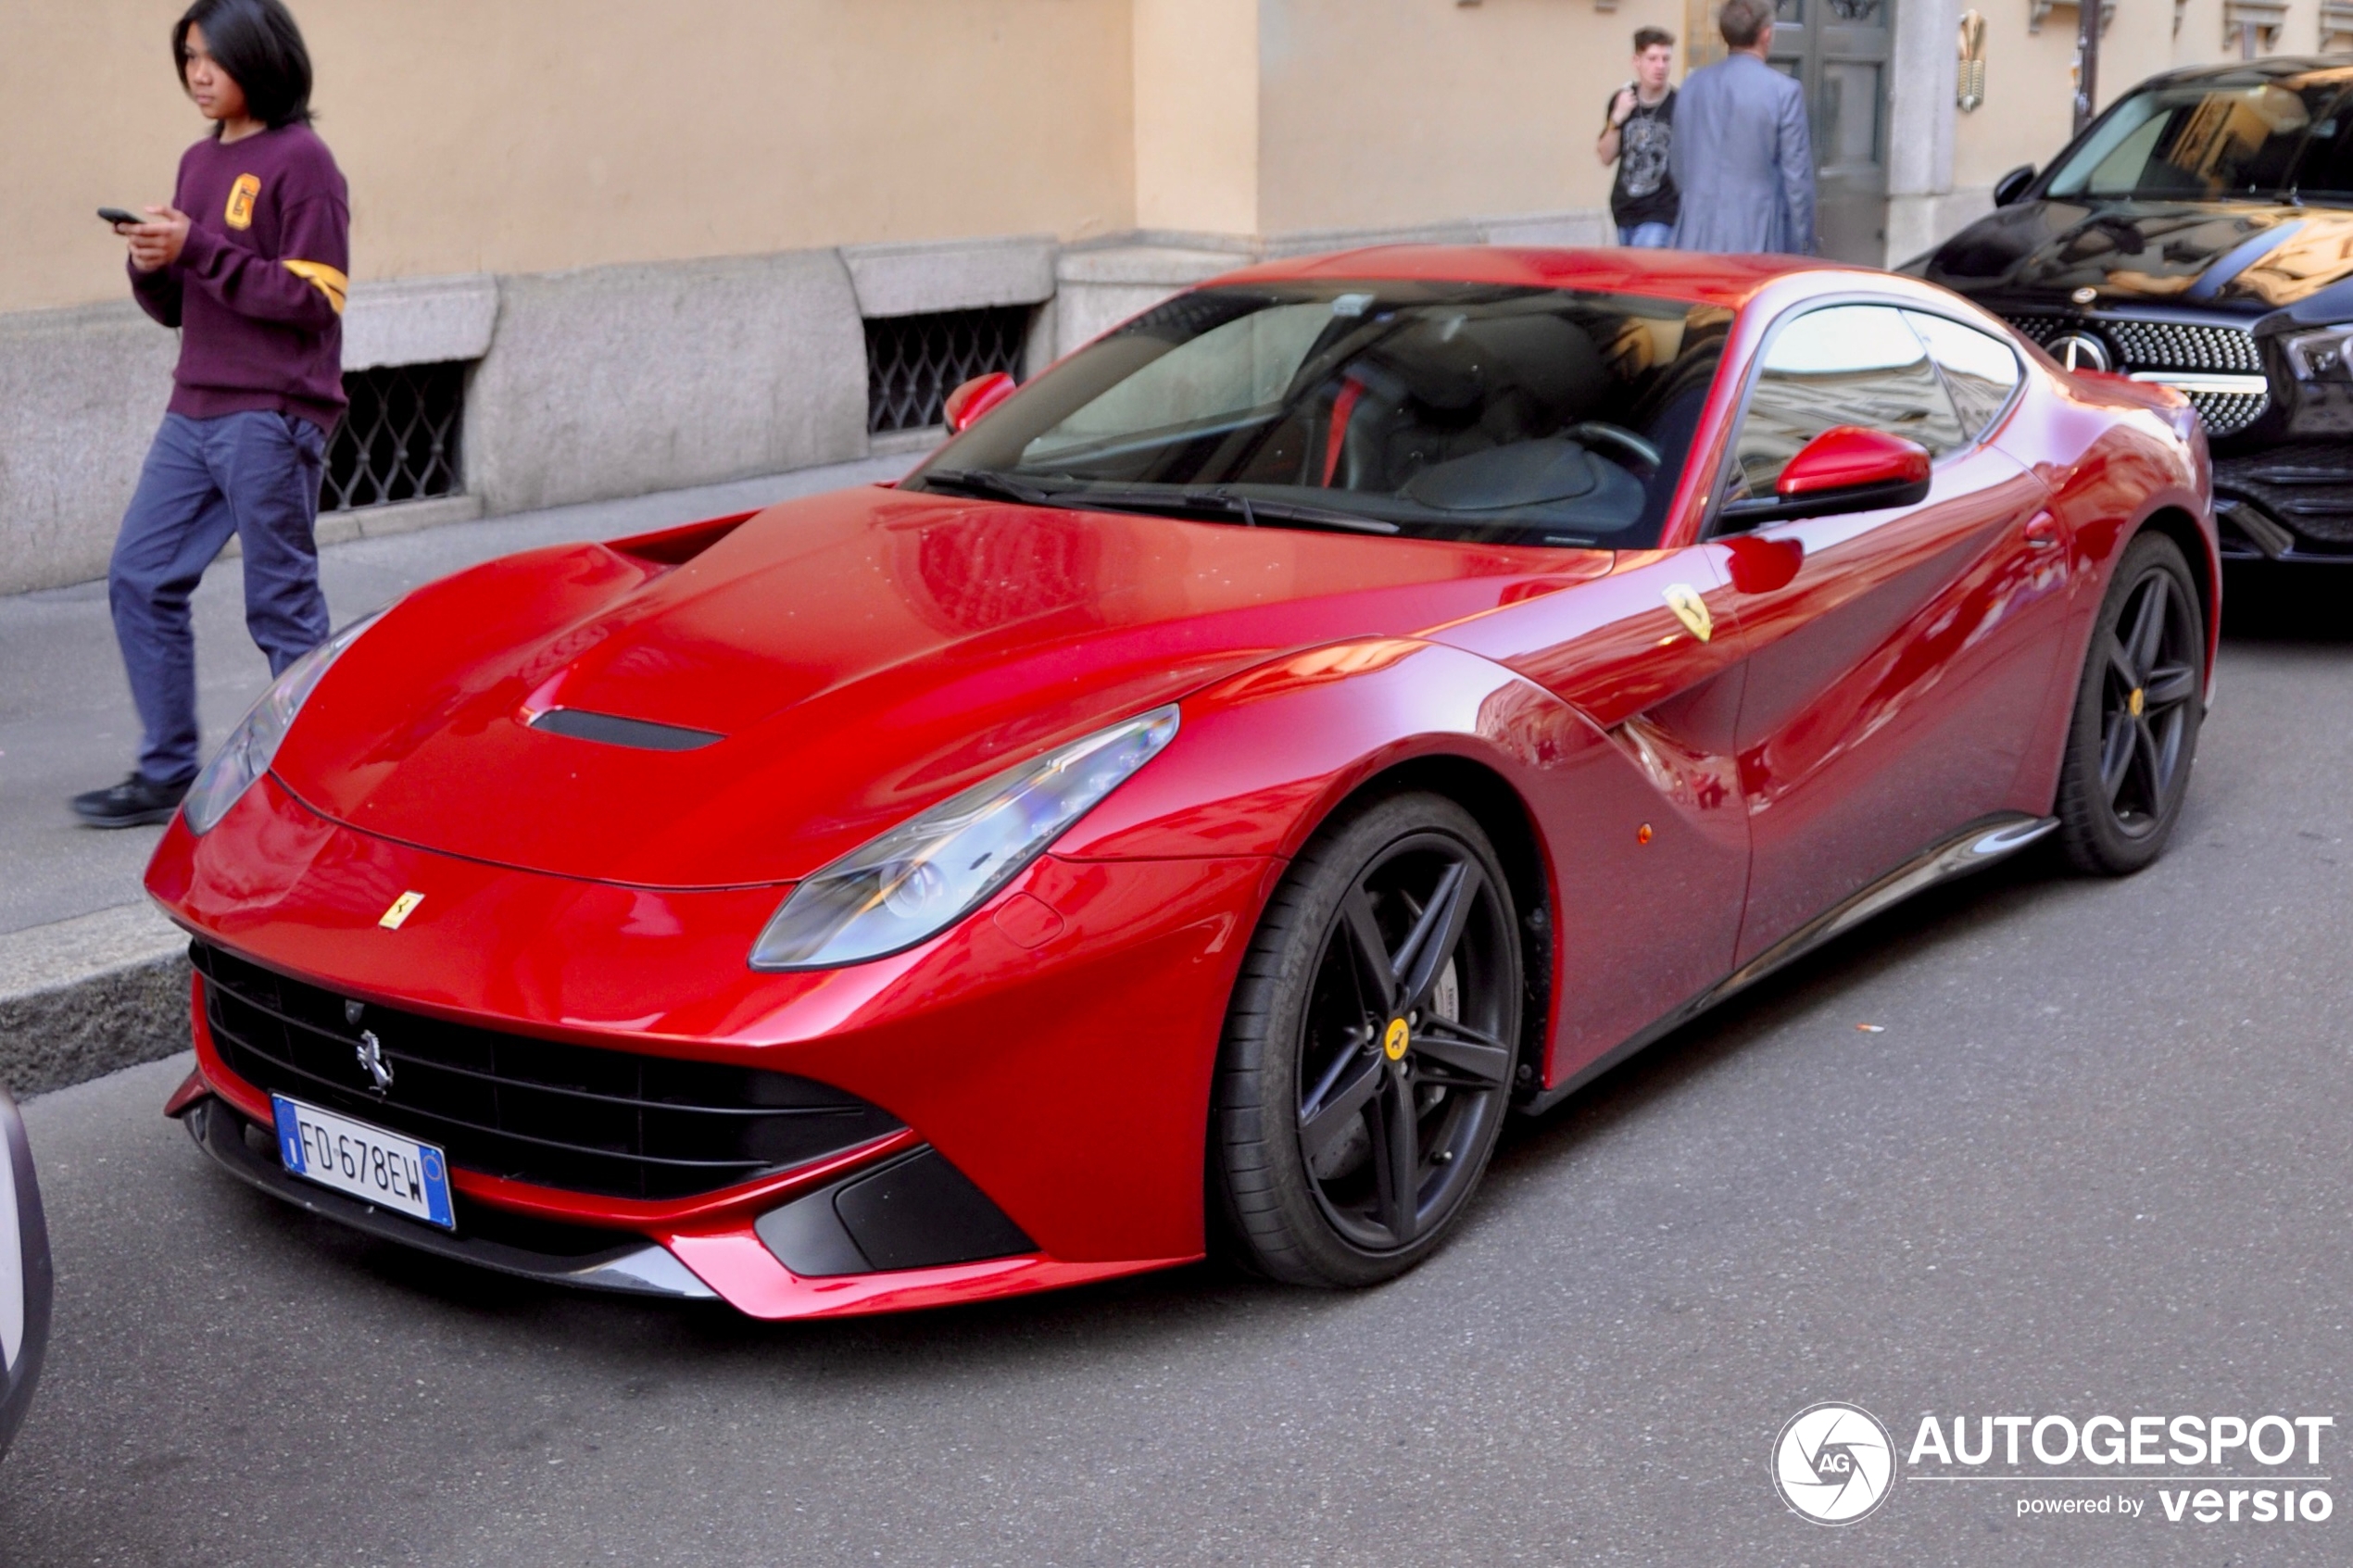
[1718,426,1932,529]
[1993,164,2037,207]
[0,1087,52,1465]
[942,371,1017,434]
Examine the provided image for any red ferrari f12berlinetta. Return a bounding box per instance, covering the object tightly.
[148,247,2216,1318]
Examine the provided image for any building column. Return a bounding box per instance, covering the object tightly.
[1885,0,1974,264]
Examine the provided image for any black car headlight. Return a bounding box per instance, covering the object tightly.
[182,613,379,835]
[749,706,1180,971]
[2284,324,2353,384]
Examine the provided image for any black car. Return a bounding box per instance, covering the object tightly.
[1910,58,2353,563]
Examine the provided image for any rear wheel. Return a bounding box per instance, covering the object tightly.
[2054,531,2204,874]
[1211,793,1521,1287]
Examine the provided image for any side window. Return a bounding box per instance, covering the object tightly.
[1904,311,2022,439]
[1729,305,1966,498]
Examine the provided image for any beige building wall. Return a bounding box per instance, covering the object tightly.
[2,0,1136,316]
[1257,0,1682,238]
[7,0,2349,596]
[1135,0,1261,233]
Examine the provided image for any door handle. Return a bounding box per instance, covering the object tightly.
[2023,510,2063,551]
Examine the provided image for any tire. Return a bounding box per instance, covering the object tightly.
[2053,531,2204,875]
[1211,792,1522,1287]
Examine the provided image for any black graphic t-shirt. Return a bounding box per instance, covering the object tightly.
[1604,88,1680,229]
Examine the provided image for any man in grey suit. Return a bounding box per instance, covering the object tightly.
[1668,0,1816,255]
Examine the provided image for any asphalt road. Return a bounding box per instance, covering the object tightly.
[2,569,2348,1566]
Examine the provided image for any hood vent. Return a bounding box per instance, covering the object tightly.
[528,708,724,752]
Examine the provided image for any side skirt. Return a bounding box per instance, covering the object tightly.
[1514,812,2057,1117]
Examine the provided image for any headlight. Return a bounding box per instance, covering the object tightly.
[749,705,1180,971]
[182,613,379,834]
[2284,324,2353,383]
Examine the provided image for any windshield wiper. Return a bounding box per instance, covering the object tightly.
[1223,495,1401,534]
[919,471,1402,535]
[1043,485,1401,535]
[913,469,1057,506]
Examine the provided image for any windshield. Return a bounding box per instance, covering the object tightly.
[907,282,1732,550]
[2044,70,2353,204]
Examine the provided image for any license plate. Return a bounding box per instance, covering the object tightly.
[271,1095,455,1229]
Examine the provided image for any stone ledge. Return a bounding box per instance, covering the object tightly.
[343,273,499,372]
[0,903,190,1099]
[843,236,1058,319]
[1055,244,1252,288]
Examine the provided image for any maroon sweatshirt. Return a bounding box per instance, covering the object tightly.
[130,123,350,432]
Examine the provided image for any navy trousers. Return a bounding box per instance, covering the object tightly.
[109,410,332,785]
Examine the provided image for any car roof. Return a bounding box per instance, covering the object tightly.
[2134,56,2353,92]
[1201,245,1878,312]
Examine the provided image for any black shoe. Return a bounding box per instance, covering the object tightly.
[70,772,190,829]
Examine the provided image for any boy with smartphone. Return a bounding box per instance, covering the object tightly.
[75,0,347,828]
[1595,28,1681,249]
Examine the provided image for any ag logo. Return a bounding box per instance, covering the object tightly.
[1772,1402,1897,1525]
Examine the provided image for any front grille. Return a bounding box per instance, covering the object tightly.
[2179,390,2271,438]
[2103,320,2262,373]
[193,942,903,1200]
[2216,446,2353,546]
[1998,312,2081,352]
[1999,312,2271,435]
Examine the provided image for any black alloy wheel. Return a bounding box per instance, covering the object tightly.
[1212,793,1523,1287]
[2055,532,2204,874]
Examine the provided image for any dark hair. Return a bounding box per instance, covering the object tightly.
[1633,27,1677,52]
[1718,0,1774,47]
[173,0,313,132]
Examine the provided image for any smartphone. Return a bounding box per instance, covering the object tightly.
[97,207,143,228]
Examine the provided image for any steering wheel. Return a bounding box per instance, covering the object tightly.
[1566,421,1663,472]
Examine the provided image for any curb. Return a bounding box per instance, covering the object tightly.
[0,905,190,1098]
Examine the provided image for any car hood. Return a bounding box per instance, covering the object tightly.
[271,485,1596,888]
[1918,197,2353,311]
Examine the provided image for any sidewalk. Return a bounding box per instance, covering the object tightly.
[0,451,915,1093]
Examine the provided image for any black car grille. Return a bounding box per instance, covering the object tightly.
[192,942,904,1200]
[2000,312,2270,436]
[2102,320,2262,373]
[2215,447,2353,548]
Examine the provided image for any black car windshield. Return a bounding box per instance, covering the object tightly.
[906,282,1732,550]
[2044,69,2353,204]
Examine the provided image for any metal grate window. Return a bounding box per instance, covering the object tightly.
[324,360,466,511]
[864,307,1030,434]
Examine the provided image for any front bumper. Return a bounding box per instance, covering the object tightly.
[2213,445,2353,562]
[181,1093,717,1298]
[150,774,1265,1317]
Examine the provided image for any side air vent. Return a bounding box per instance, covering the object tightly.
[753,1147,1037,1277]
[528,709,724,752]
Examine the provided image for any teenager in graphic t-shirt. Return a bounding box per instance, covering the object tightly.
[1596,28,1681,250]
[74,0,348,828]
